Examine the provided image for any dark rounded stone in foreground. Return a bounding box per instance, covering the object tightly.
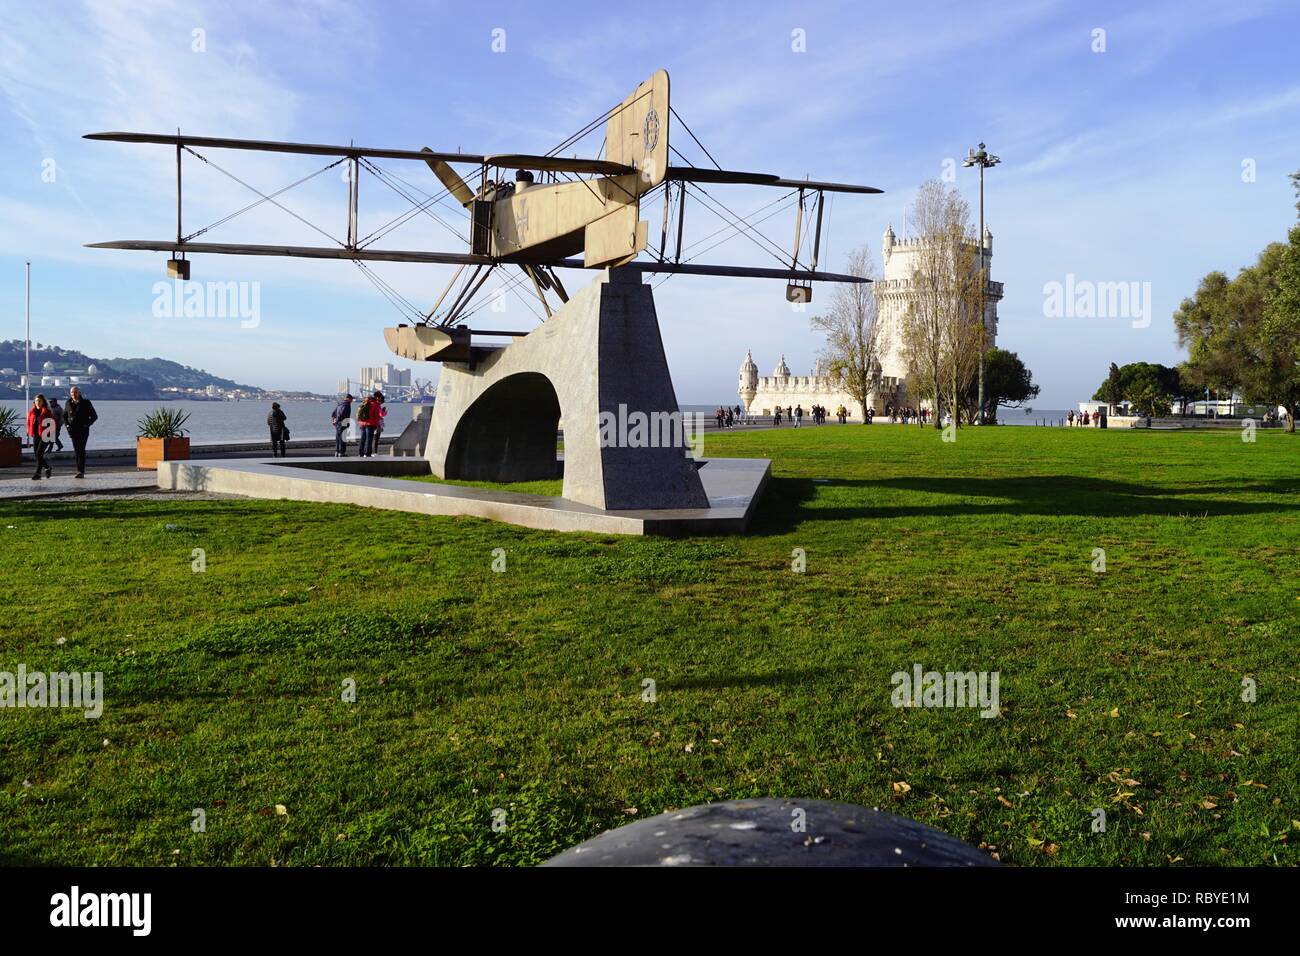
[543,798,998,867]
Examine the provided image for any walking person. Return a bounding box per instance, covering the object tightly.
[62,385,97,479]
[357,392,384,457]
[356,394,375,457]
[27,394,55,480]
[794,404,803,428]
[267,402,288,457]
[332,393,353,457]
[47,397,65,451]
[373,392,387,450]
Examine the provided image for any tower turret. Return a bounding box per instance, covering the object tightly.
[738,349,759,407]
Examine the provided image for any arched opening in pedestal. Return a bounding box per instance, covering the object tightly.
[445,372,562,483]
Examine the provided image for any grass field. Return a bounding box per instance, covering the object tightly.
[1,424,1296,866]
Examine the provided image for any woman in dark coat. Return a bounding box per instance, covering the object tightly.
[267,402,288,457]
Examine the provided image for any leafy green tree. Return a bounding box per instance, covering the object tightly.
[1100,362,1124,409]
[962,348,1038,422]
[1091,362,1181,413]
[1174,171,1300,431]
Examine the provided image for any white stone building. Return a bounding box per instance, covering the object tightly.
[740,225,1003,419]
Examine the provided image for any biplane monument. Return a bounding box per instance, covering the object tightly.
[87,70,882,532]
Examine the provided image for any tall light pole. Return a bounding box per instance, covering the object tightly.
[963,142,1000,423]
[24,261,31,447]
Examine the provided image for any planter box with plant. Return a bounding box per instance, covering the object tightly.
[137,407,192,470]
[0,407,21,468]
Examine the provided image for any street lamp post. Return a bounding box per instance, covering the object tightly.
[963,143,1000,424]
[24,261,31,448]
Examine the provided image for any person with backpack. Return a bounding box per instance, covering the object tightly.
[267,402,288,457]
[356,392,383,457]
[332,393,353,457]
[373,393,388,449]
[27,394,55,480]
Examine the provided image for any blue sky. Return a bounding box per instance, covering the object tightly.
[2,0,1298,406]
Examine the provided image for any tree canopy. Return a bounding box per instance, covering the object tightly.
[963,348,1038,421]
[1173,170,1300,430]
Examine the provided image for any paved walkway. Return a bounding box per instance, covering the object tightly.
[0,468,169,502]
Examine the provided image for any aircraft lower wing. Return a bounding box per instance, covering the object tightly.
[86,240,494,266]
[554,259,871,283]
[87,240,869,283]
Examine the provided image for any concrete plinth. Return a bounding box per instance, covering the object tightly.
[426,268,708,511]
[156,455,769,536]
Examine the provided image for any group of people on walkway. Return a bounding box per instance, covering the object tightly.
[713,405,745,428]
[771,403,852,426]
[25,387,98,480]
[17,389,393,477]
[267,390,387,458]
[1066,409,1105,427]
[885,405,931,425]
[329,391,387,457]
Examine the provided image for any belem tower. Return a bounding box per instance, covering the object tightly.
[739,225,1004,418]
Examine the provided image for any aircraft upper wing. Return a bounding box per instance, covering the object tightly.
[664,166,781,186]
[483,154,633,175]
[663,165,882,193]
[770,178,883,194]
[85,132,631,174]
[85,132,485,164]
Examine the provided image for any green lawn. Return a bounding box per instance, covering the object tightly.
[397,472,565,497]
[1,425,1296,866]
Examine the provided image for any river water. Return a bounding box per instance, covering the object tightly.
[0,399,416,447]
[2,398,1076,447]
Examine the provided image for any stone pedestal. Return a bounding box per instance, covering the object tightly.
[390,405,433,457]
[543,798,999,867]
[425,268,708,511]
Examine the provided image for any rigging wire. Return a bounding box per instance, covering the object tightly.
[183,157,346,242]
[182,146,343,247]
[669,106,722,171]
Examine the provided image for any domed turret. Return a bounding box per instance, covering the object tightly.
[738,349,759,408]
[882,223,896,262]
[774,354,790,378]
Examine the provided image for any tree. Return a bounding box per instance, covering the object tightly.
[1092,362,1183,414]
[1259,170,1300,430]
[1100,362,1124,410]
[900,180,982,428]
[1177,242,1297,431]
[970,348,1039,422]
[811,246,881,421]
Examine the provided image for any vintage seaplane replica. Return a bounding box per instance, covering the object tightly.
[87,70,882,519]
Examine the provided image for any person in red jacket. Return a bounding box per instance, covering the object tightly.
[27,394,55,480]
[356,391,384,457]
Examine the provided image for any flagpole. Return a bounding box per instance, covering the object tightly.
[24,261,31,447]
